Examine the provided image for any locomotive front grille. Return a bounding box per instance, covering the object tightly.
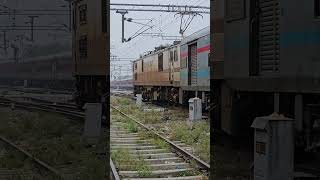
[258,0,280,74]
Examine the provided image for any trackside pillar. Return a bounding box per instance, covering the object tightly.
[83,103,102,145]
[179,88,183,105]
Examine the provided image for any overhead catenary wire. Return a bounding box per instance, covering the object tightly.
[111,0,169,57]
[126,19,154,39]
[114,0,183,53]
[111,0,208,67]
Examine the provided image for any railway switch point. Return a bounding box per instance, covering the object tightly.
[83,103,103,145]
[251,113,294,180]
[188,97,202,121]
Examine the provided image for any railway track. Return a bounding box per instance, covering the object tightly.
[0,96,109,179]
[0,135,64,179]
[0,96,83,118]
[111,90,135,101]
[0,97,82,179]
[110,90,209,117]
[110,105,209,180]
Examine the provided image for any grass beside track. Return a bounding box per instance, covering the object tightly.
[0,108,106,180]
[111,108,203,178]
[111,96,210,164]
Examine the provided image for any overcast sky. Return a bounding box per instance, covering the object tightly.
[110,0,210,78]
[0,0,71,60]
[0,0,210,78]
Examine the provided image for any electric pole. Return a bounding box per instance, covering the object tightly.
[116,10,128,43]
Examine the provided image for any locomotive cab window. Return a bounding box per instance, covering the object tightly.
[316,0,320,18]
[141,60,144,72]
[226,0,246,22]
[79,5,87,25]
[158,53,163,71]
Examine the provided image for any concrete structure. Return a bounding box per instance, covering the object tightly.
[188,97,202,121]
[83,103,102,144]
[251,113,294,180]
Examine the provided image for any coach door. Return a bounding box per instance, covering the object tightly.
[169,50,174,84]
[251,0,280,75]
[188,43,197,85]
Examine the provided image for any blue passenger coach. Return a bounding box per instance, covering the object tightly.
[180,27,210,106]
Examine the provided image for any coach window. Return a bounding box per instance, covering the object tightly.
[181,57,187,68]
[134,62,137,70]
[79,35,87,59]
[79,4,87,25]
[316,0,320,18]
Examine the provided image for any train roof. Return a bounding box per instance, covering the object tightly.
[132,27,209,63]
[133,43,179,63]
[180,26,210,45]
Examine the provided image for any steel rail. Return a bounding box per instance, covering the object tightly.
[110,158,121,180]
[0,97,109,127]
[8,96,79,111]
[110,105,210,174]
[0,102,84,119]
[0,136,65,179]
[0,97,84,119]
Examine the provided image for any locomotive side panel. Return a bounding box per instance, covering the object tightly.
[72,0,108,107]
[280,0,320,79]
[224,0,250,79]
[179,27,210,92]
[73,0,107,76]
[224,0,320,92]
[136,59,143,84]
[160,50,171,85]
[134,46,178,87]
